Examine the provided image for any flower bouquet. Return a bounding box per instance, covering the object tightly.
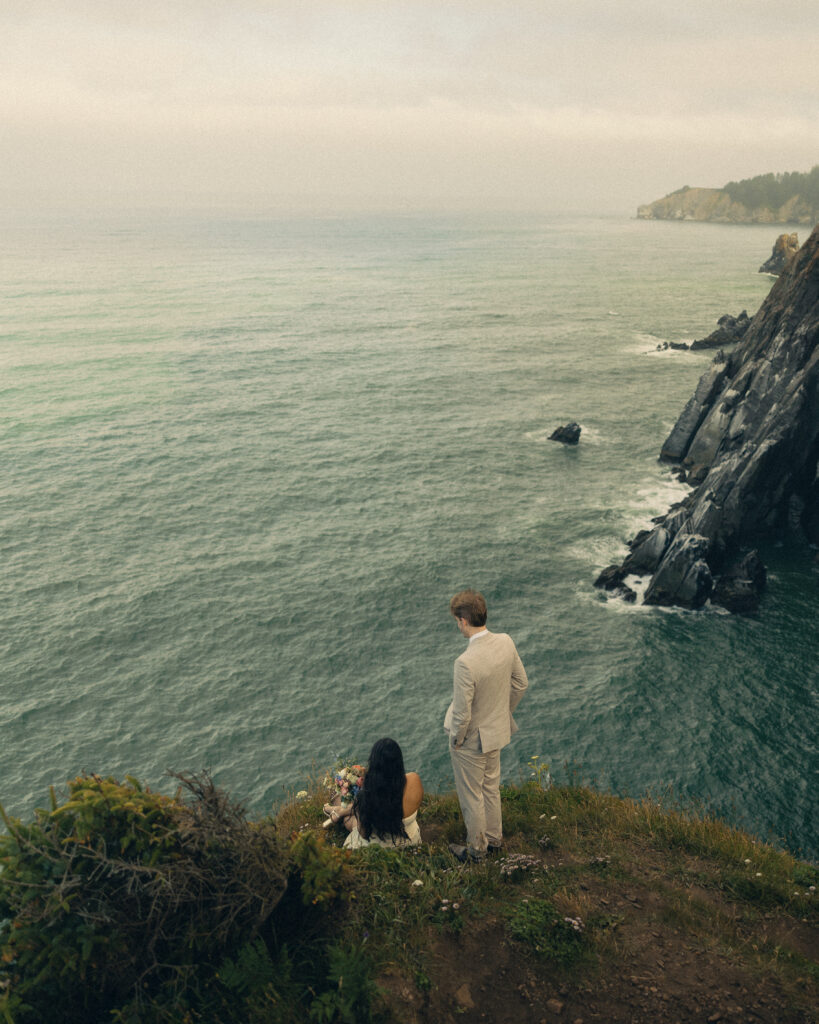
[322,758,365,827]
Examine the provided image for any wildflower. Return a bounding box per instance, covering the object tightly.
[412,879,423,888]
[564,916,584,932]
[755,872,762,877]
[550,815,557,820]
[744,858,752,864]
[296,790,308,800]
[499,853,541,877]
[452,902,460,910]
[539,813,546,819]
[810,886,816,892]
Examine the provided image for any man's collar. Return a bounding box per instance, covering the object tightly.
[468,628,489,643]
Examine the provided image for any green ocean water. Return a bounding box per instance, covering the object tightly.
[1,211,816,857]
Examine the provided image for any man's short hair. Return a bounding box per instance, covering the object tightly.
[450,590,487,627]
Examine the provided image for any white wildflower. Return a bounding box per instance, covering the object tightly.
[296,790,308,800]
[411,879,423,888]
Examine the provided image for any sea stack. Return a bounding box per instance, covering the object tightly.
[595,223,819,612]
[759,232,799,275]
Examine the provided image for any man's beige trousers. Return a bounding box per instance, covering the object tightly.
[450,738,502,855]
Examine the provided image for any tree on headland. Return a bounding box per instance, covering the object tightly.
[723,165,819,212]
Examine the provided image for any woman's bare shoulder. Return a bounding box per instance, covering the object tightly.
[403,772,424,813]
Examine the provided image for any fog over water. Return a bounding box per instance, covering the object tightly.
[2,1,818,214]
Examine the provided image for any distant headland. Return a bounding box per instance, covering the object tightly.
[638,166,819,225]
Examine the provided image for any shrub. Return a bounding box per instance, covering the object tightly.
[287,831,352,907]
[0,772,287,1023]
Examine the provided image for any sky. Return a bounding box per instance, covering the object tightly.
[2,0,818,215]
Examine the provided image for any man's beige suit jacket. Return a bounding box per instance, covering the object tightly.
[444,630,528,752]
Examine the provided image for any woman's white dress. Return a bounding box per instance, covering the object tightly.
[343,810,421,850]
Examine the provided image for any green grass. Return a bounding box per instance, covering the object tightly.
[334,778,811,1005]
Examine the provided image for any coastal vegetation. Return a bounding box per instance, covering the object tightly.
[1,766,816,1023]
[638,165,819,224]
[724,168,819,218]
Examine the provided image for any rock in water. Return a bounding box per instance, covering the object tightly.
[689,310,751,351]
[712,550,767,614]
[759,233,799,275]
[596,223,819,612]
[549,422,581,444]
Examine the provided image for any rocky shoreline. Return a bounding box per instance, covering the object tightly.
[597,224,819,613]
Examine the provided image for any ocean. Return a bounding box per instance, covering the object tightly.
[1,209,816,858]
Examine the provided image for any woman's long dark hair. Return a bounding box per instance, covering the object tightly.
[354,737,408,841]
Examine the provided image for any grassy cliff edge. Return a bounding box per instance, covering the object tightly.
[1,771,816,1023]
[274,771,817,1023]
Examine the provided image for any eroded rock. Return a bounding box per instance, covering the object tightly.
[689,311,751,351]
[759,233,799,276]
[596,223,819,612]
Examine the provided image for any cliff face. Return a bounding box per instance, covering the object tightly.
[637,186,816,225]
[598,224,819,611]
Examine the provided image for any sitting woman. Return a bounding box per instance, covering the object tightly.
[325,737,423,849]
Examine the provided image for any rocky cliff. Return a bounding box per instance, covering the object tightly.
[637,186,816,225]
[597,224,819,612]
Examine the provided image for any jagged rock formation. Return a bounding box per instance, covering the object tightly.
[549,422,581,444]
[637,186,816,225]
[596,224,819,612]
[655,311,751,354]
[689,311,752,351]
[759,233,799,275]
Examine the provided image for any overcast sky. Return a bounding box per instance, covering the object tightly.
[2,0,817,214]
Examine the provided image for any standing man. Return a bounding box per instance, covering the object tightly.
[444,589,528,862]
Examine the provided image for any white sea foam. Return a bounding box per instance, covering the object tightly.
[566,538,628,568]
[621,474,690,538]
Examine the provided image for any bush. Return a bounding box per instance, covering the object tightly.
[287,831,352,907]
[0,772,287,1023]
